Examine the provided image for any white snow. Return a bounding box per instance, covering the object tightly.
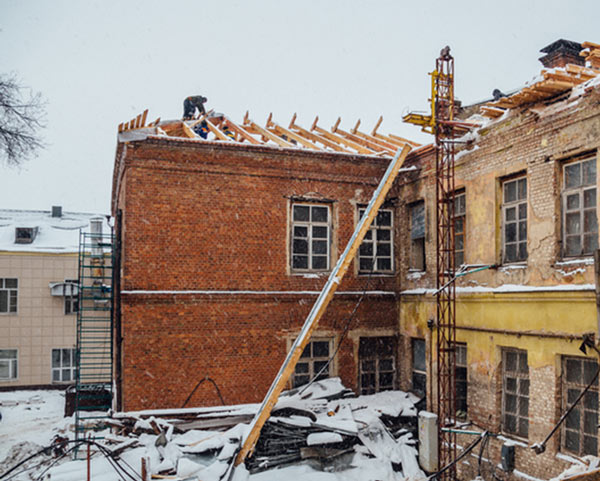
[306,432,343,446]
[0,209,109,253]
[401,283,595,295]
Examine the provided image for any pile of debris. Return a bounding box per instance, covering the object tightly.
[47,378,425,481]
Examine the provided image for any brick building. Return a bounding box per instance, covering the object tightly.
[112,39,600,480]
[111,115,418,411]
[397,40,600,479]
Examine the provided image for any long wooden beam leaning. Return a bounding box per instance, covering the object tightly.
[234,143,412,467]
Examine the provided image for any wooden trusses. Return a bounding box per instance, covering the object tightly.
[480,42,600,118]
[118,110,420,156]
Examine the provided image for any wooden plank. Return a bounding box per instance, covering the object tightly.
[204,119,232,141]
[371,116,383,136]
[312,123,373,154]
[582,41,600,50]
[349,128,399,153]
[234,143,412,467]
[333,125,393,155]
[223,117,262,145]
[268,123,320,150]
[244,119,295,148]
[181,122,196,139]
[141,109,148,128]
[386,133,421,148]
[288,122,348,152]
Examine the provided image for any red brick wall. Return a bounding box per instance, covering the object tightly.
[115,140,402,410]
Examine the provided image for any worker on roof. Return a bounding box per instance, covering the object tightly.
[183,95,207,120]
[222,124,235,140]
[193,120,209,139]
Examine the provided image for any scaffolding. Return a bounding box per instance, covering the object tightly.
[74,224,114,452]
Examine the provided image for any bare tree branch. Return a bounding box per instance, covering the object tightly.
[0,73,46,167]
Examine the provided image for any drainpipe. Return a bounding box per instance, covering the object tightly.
[595,250,600,346]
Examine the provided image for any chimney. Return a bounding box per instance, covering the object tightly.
[52,205,62,218]
[539,39,584,68]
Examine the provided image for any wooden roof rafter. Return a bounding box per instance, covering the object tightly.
[265,113,321,151]
[311,117,373,155]
[243,111,295,148]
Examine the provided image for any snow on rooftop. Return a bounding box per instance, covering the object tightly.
[0,209,109,254]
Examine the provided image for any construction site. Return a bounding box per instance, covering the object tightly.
[3,37,600,481]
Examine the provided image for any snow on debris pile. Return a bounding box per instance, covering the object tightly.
[551,456,600,481]
[8,378,426,481]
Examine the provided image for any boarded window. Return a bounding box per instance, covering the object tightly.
[358,208,394,274]
[502,348,529,438]
[563,158,597,257]
[359,337,396,395]
[412,338,426,397]
[410,202,426,271]
[292,339,332,388]
[454,192,466,267]
[562,356,598,455]
[502,176,527,263]
[456,343,468,417]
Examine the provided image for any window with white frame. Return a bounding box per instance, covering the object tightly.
[454,192,466,267]
[409,201,426,271]
[359,337,396,395]
[0,278,18,314]
[0,349,18,380]
[358,208,394,274]
[52,348,77,383]
[502,348,529,438]
[292,339,332,388]
[64,279,79,315]
[562,356,598,455]
[502,176,527,263]
[563,157,597,257]
[291,203,331,271]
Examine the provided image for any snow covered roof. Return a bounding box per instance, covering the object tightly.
[117,109,421,157]
[0,209,109,254]
[479,41,600,118]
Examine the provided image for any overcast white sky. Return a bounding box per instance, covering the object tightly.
[2,0,600,214]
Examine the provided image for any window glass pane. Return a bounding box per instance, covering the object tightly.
[312,226,328,239]
[566,359,581,383]
[380,359,394,371]
[412,339,426,371]
[293,239,308,254]
[505,244,517,263]
[62,369,71,382]
[293,226,307,237]
[312,341,329,357]
[5,279,17,288]
[518,178,527,200]
[505,351,517,372]
[518,396,529,416]
[584,361,598,385]
[565,429,580,452]
[312,240,327,255]
[567,194,580,211]
[584,411,597,434]
[504,414,516,433]
[566,163,581,189]
[360,258,373,271]
[504,181,516,203]
[312,256,327,270]
[410,202,425,239]
[311,206,328,222]
[583,160,596,186]
[52,349,60,367]
[62,349,71,366]
[584,391,598,410]
[506,223,517,243]
[293,205,309,221]
[377,258,392,271]
[584,211,597,234]
[566,408,580,429]
[0,362,8,378]
[518,202,527,220]
[505,207,516,222]
[359,243,373,256]
[518,221,527,242]
[377,243,391,256]
[584,234,598,254]
[313,361,329,378]
[0,291,7,313]
[518,352,528,373]
[584,188,596,209]
[379,372,394,388]
[292,255,308,269]
[52,370,60,382]
[377,211,392,226]
[584,435,598,455]
[566,212,581,235]
[566,236,582,256]
[362,360,376,371]
[376,229,391,242]
[363,230,372,240]
[506,377,517,393]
